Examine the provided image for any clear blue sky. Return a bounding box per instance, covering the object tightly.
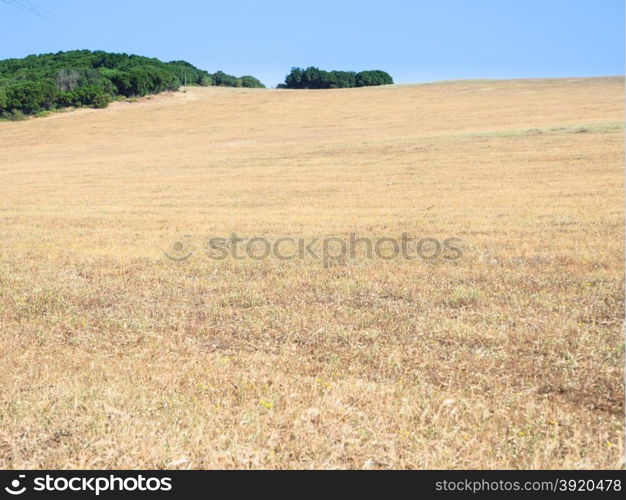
[0,0,623,87]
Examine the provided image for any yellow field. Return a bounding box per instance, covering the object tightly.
[0,77,624,469]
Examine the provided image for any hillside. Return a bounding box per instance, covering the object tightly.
[0,50,265,119]
[0,77,623,469]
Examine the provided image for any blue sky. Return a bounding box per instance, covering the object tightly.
[0,0,623,87]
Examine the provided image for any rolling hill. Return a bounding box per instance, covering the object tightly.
[0,77,623,469]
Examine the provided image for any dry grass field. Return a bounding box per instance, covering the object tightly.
[0,77,624,469]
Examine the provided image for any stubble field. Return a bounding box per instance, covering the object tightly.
[0,77,624,469]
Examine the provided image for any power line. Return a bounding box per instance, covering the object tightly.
[1,0,54,19]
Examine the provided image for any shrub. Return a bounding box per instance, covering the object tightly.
[93,94,112,109]
[1,109,26,121]
[212,71,242,87]
[70,85,102,106]
[4,80,58,114]
[240,75,265,88]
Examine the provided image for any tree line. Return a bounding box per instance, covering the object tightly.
[279,67,393,89]
[0,50,265,119]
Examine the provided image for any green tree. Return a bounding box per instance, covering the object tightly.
[213,71,242,87]
[197,74,213,86]
[356,70,394,87]
[240,75,265,88]
[0,88,7,112]
[0,50,264,116]
[285,67,304,88]
[283,67,393,89]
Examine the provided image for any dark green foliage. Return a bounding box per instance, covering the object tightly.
[3,80,57,114]
[285,67,303,88]
[0,50,265,117]
[166,60,212,87]
[330,71,357,88]
[283,67,393,89]
[239,75,265,88]
[68,85,102,106]
[198,74,213,87]
[0,88,7,112]
[211,71,265,89]
[92,93,112,109]
[212,71,241,87]
[356,70,394,87]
